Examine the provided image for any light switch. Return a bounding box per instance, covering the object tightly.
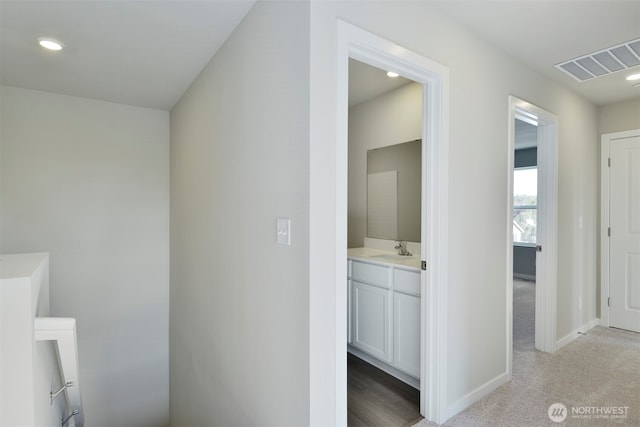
[277,218,291,245]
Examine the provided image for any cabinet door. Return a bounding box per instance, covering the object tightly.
[393,292,420,378]
[347,279,352,344]
[352,281,390,362]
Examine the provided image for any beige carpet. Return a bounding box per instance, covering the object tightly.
[513,279,535,352]
[413,326,640,426]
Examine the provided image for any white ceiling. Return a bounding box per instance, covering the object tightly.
[1,1,638,111]
[430,0,640,106]
[0,0,256,110]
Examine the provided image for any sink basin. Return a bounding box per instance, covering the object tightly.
[370,253,415,262]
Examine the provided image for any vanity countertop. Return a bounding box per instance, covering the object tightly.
[347,247,421,270]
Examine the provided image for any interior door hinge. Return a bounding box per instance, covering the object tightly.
[608,157,611,167]
[421,260,427,271]
[608,227,611,237]
[608,297,610,307]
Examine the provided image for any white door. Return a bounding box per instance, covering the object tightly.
[609,135,640,333]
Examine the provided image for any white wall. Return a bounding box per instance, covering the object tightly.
[348,82,422,248]
[169,1,310,425]
[555,95,599,340]
[0,86,170,427]
[310,2,599,423]
[598,98,640,135]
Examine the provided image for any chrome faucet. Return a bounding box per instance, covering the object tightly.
[394,240,412,256]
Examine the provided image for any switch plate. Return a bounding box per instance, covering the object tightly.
[277,218,291,245]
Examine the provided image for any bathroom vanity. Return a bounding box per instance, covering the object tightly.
[347,247,421,388]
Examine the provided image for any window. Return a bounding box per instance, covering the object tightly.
[513,167,537,244]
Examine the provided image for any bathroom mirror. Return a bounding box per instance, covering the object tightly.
[367,140,421,242]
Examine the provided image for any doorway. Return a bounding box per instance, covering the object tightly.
[600,129,640,333]
[507,96,558,376]
[346,58,423,426]
[512,117,538,352]
[330,21,450,424]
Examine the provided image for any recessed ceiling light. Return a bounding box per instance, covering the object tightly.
[386,71,399,78]
[37,37,63,51]
[625,73,640,81]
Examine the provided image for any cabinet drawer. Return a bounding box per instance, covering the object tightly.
[351,261,390,288]
[394,268,420,296]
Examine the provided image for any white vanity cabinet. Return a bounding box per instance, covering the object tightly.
[347,257,421,385]
[352,277,391,362]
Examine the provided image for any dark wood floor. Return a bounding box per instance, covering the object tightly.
[347,353,423,427]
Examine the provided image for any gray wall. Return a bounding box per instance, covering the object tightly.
[0,85,170,427]
[513,246,536,280]
[514,147,537,169]
[598,98,640,135]
[348,82,423,248]
[169,2,310,425]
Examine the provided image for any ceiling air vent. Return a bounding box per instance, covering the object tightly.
[556,38,640,82]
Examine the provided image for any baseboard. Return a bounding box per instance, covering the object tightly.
[513,273,536,281]
[347,346,420,389]
[555,318,600,351]
[445,371,509,421]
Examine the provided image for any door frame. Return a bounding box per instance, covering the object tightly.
[337,21,450,423]
[600,129,640,327]
[507,96,558,370]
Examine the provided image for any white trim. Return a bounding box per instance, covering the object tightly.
[334,20,450,425]
[554,318,600,351]
[536,112,559,353]
[507,103,516,381]
[513,242,537,248]
[507,96,559,382]
[601,134,611,327]
[513,273,536,282]
[446,372,509,421]
[514,110,539,127]
[513,165,537,171]
[600,129,640,328]
[347,347,420,389]
[34,317,85,427]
